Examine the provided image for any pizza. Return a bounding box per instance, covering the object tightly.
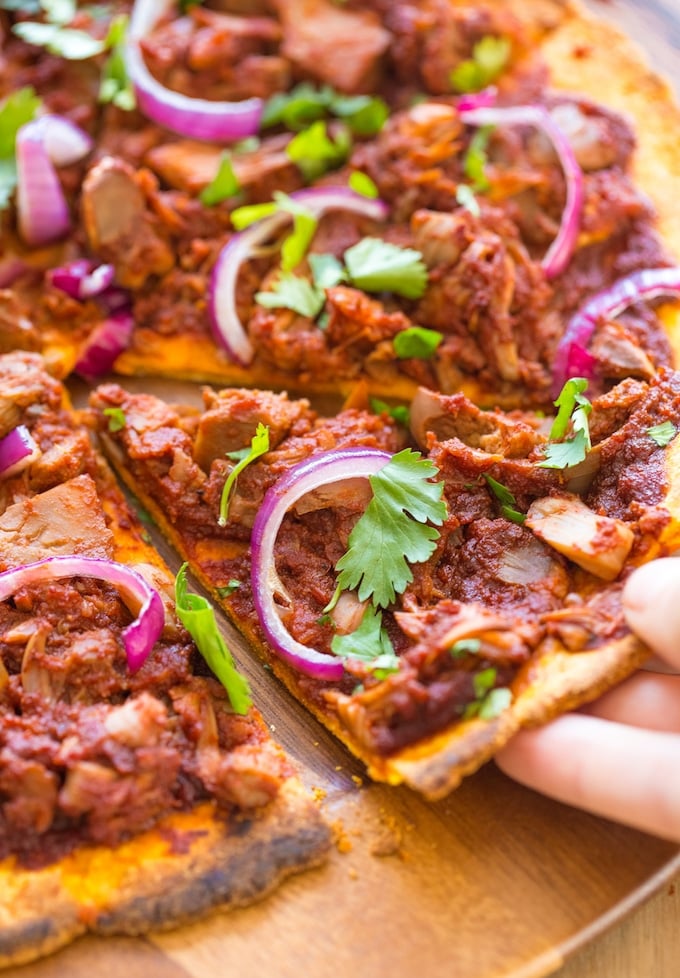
[0,351,330,968]
[0,0,680,967]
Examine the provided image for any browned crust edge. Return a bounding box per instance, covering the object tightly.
[0,778,330,970]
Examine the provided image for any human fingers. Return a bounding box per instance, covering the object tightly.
[495,713,680,843]
[580,672,680,733]
[623,558,680,669]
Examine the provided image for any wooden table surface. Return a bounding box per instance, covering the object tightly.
[5,3,680,978]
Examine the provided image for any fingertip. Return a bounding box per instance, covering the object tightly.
[623,558,680,668]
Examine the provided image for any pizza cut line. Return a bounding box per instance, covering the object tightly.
[0,0,679,969]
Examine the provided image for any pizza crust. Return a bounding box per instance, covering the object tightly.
[0,778,329,969]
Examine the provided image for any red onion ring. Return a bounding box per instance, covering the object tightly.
[250,447,392,681]
[127,0,262,142]
[210,186,389,365]
[458,102,584,279]
[552,266,680,395]
[0,425,40,479]
[15,116,93,247]
[0,556,165,672]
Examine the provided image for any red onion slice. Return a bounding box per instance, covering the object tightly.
[49,260,116,300]
[458,102,584,279]
[75,308,135,381]
[126,0,262,142]
[15,115,93,247]
[0,425,40,479]
[16,119,72,247]
[210,186,389,365]
[0,556,165,672]
[40,115,94,166]
[250,447,392,680]
[552,266,680,395]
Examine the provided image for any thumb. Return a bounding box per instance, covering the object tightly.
[623,558,680,670]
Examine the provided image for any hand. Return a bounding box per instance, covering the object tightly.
[496,558,680,842]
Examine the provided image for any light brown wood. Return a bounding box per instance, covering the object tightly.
[5,2,680,977]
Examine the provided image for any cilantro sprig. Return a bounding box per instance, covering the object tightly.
[335,448,447,608]
[484,474,526,524]
[200,152,240,206]
[218,423,270,527]
[450,36,512,94]
[647,420,677,448]
[175,564,252,715]
[330,604,399,678]
[13,0,108,60]
[262,82,388,137]
[0,87,42,209]
[344,238,428,300]
[537,377,592,470]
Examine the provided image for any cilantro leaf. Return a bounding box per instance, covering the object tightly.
[370,398,410,427]
[456,184,480,216]
[329,93,388,136]
[335,448,447,608]
[0,86,41,159]
[255,272,325,319]
[286,120,351,181]
[463,125,493,192]
[393,326,443,360]
[647,420,677,448]
[103,406,126,432]
[276,194,318,271]
[200,152,240,206]
[218,423,270,527]
[99,14,135,111]
[450,638,481,659]
[484,474,526,524]
[537,377,592,470]
[343,237,428,300]
[309,252,347,290]
[479,686,512,719]
[13,20,107,59]
[331,605,399,676]
[262,82,388,136]
[348,170,379,199]
[230,200,278,230]
[175,564,252,715]
[450,36,511,93]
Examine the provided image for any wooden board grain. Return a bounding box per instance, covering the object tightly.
[5,2,680,977]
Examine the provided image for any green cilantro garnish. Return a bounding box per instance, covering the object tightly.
[218,423,270,527]
[348,170,379,199]
[450,36,512,93]
[450,637,481,659]
[473,666,497,699]
[647,420,678,448]
[175,564,252,715]
[463,126,493,192]
[216,580,241,598]
[103,406,126,432]
[255,272,325,319]
[537,377,592,470]
[478,686,512,720]
[230,200,278,230]
[286,120,351,181]
[262,82,388,137]
[343,238,428,300]
[393,326,443,360]
[331,604,399,677]
[455,184,481,217]
[99,14,135,111]
[335,448,447,608]
[309,253,347,290]
[13,20,107,59]
[370,398,410,427]
[0,87,42,208]
[484,474,526,524]
[200,152,240,206]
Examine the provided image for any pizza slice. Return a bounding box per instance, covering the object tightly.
[0,0,679,406]
[0,352,330,969]
[89,368,680,800]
